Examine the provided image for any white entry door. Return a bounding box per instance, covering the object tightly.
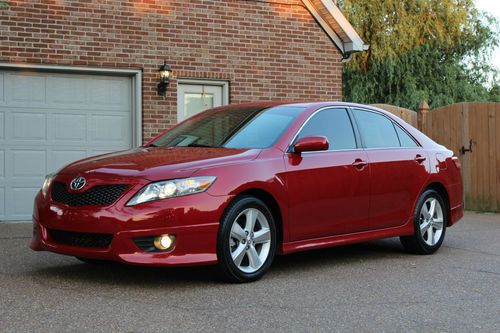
[177,80,228,122]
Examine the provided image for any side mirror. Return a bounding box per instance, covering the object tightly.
[293,136,329,153]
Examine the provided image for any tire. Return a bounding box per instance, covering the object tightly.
[216,196,277,283]
[75,257,110,265]
[400,189,447,254]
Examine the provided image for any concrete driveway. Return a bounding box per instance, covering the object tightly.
[0,212,499,332]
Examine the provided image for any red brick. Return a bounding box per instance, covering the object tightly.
[1,0,342,141]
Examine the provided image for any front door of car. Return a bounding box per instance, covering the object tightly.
[283,108,371,241]
[351,108,430,229]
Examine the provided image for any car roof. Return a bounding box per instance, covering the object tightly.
[217,101,403,119]
[219,101,387,110]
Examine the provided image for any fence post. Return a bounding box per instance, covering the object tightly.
[417,101,430,132]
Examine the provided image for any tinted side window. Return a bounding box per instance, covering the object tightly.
[394,124,418,147]
[297,109,356,150]
[353,109,400,148]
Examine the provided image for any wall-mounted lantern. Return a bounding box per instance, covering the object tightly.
[157,61,172,97]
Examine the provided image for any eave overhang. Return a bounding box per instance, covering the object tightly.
[302,0,369,57]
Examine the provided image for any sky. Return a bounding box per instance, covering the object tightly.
[475,0,500,71]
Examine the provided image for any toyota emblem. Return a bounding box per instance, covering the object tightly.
[70,176,87,191]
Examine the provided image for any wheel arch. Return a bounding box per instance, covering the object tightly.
[423,182,451,225]
[234,188,284,248]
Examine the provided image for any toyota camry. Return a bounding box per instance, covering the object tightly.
[31,102,463,282]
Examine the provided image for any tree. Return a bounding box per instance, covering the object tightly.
[339,0,499,109]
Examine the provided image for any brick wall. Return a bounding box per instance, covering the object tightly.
[0,0,343,141]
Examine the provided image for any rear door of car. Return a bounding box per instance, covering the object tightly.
[284,107,370,241]
[351,108,430,230]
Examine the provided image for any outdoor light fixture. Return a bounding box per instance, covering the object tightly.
[157,61,172,96]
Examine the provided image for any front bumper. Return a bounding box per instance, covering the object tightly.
[31,191,232,266]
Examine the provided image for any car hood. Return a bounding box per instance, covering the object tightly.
[59,147,260,181]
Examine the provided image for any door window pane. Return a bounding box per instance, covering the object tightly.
[296,109,356,150]
[353,109,400,148]
[394,124,418,147]
[184,93,214,119]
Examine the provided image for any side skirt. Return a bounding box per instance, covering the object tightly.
[280,219,414,255]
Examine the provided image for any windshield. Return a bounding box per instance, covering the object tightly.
[150,105,305,149]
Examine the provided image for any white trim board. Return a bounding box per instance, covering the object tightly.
[301,0,369,56]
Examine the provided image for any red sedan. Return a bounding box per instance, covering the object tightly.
[31,102,463,282]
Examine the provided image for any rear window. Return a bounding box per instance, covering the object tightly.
[353,109,400,148]
[394,124,419,147]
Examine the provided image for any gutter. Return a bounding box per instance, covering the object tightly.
[301,0,369,61]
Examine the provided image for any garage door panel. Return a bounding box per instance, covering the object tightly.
[10,150,46,177]
[91,149,125,156]
[0,73,4,104]
[12,112,47,140]
[91,114,128,143]
[52,113,87,141]
[88,77,131,110]
[48,150,87,173]
[47,76,87,105]
[0,150,4,177]
[7,74,46,105]
[0,111,4,139]
[0,188,4,220]
[8,187,38,218]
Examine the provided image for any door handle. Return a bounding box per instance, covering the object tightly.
[415,155,426,164]
[352,159,368,170]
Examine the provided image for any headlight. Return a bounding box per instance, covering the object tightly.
[127,176,217,206]
[41,173,56,197]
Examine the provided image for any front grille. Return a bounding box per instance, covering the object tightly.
[51,182,129,207]
[48,229,113,248]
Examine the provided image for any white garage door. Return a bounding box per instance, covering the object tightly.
[0,70,133,221]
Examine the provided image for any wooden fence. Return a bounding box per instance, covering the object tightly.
[374,102,500,212]
[372,104,418,127]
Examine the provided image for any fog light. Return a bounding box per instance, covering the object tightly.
[153,234,175,251]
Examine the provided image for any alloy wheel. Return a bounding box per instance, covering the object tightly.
[419,197,444,246]
[229,208,271,273]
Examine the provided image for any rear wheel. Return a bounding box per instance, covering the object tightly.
[217,196,276,283]
[400,189,447,254]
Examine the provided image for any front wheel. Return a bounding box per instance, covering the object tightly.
[400,189,447,254]
[216,196,276,283]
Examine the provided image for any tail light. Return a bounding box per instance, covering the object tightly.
[452,156,461,169]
